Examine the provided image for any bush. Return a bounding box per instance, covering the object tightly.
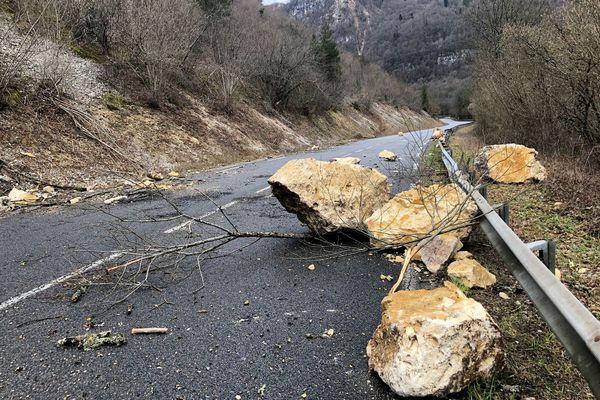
[470,0,600,162]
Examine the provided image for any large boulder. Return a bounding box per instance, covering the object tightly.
[432,128,444,140]
[448,259,496,289]
[365,184,478,248]
[475,144,546,183]
[268,159,390,235]
[367,282,503,398]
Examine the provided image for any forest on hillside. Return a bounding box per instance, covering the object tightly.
[0,0,415,115]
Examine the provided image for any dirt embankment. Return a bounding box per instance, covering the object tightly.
[0,13,440,194]
[0,96,438,192]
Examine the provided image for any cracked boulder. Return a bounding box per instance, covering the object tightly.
[367,282,503,398]
[475,144,546,183]
[268,159,390,235]
[366,184,478,248]
[414,234,464,273]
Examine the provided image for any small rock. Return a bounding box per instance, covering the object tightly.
[104,195,128,205]
[244,300,250,306]
[70,197,82,205]
[308,264,316,271]
[8,188,39,204]
[42,186,55,193]
[378,150,397,161]
[454,251,473,261]
[577,268,588,274]
[499,292,510,300]
[333,157,360,164]
[380,274,393,282]
[168,171,181,177]
[448,259,497,289]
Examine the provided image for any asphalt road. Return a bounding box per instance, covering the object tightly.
[0,119,468,400]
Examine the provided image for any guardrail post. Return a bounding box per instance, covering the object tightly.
[527,240,556,274]
[478,185,487,200]
[494,203,509,225]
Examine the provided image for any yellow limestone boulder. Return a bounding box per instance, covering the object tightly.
[432,128,444,140]
[475,144,546,183]
[367,282,503,398]
[448,258,497,289]
[378,150,397,161]
[8,188,39,204]
[268,159,390,235]
[365,183,478,248]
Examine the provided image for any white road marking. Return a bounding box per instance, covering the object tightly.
[221,201,238,210]
[0,253,123,312]
[255,186,271,194]
[341,152,354,157]
[164,202,238,234]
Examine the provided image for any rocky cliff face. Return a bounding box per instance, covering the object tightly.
[286,0,372,56]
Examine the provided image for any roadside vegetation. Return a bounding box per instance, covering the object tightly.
[449,124,597,400]
[0,0,438,192]
[469,0,600,167]
[0,0,413,112]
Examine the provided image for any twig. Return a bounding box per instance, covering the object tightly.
[131,327,169,334]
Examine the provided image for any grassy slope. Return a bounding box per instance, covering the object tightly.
[449,125,597,400]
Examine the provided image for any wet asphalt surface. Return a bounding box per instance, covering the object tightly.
[0,120,468,400]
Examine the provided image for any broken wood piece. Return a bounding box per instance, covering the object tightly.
[131,327,169,335]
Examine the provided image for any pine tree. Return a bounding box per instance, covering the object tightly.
[314,24,341,82]
[421,85,430,112]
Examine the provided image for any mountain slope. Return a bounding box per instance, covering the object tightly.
[284,0,472,82]
[282,0,473,115]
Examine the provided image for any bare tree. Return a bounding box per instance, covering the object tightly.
[108,0,202,104]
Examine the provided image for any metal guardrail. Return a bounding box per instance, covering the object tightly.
[437,133,600,398]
